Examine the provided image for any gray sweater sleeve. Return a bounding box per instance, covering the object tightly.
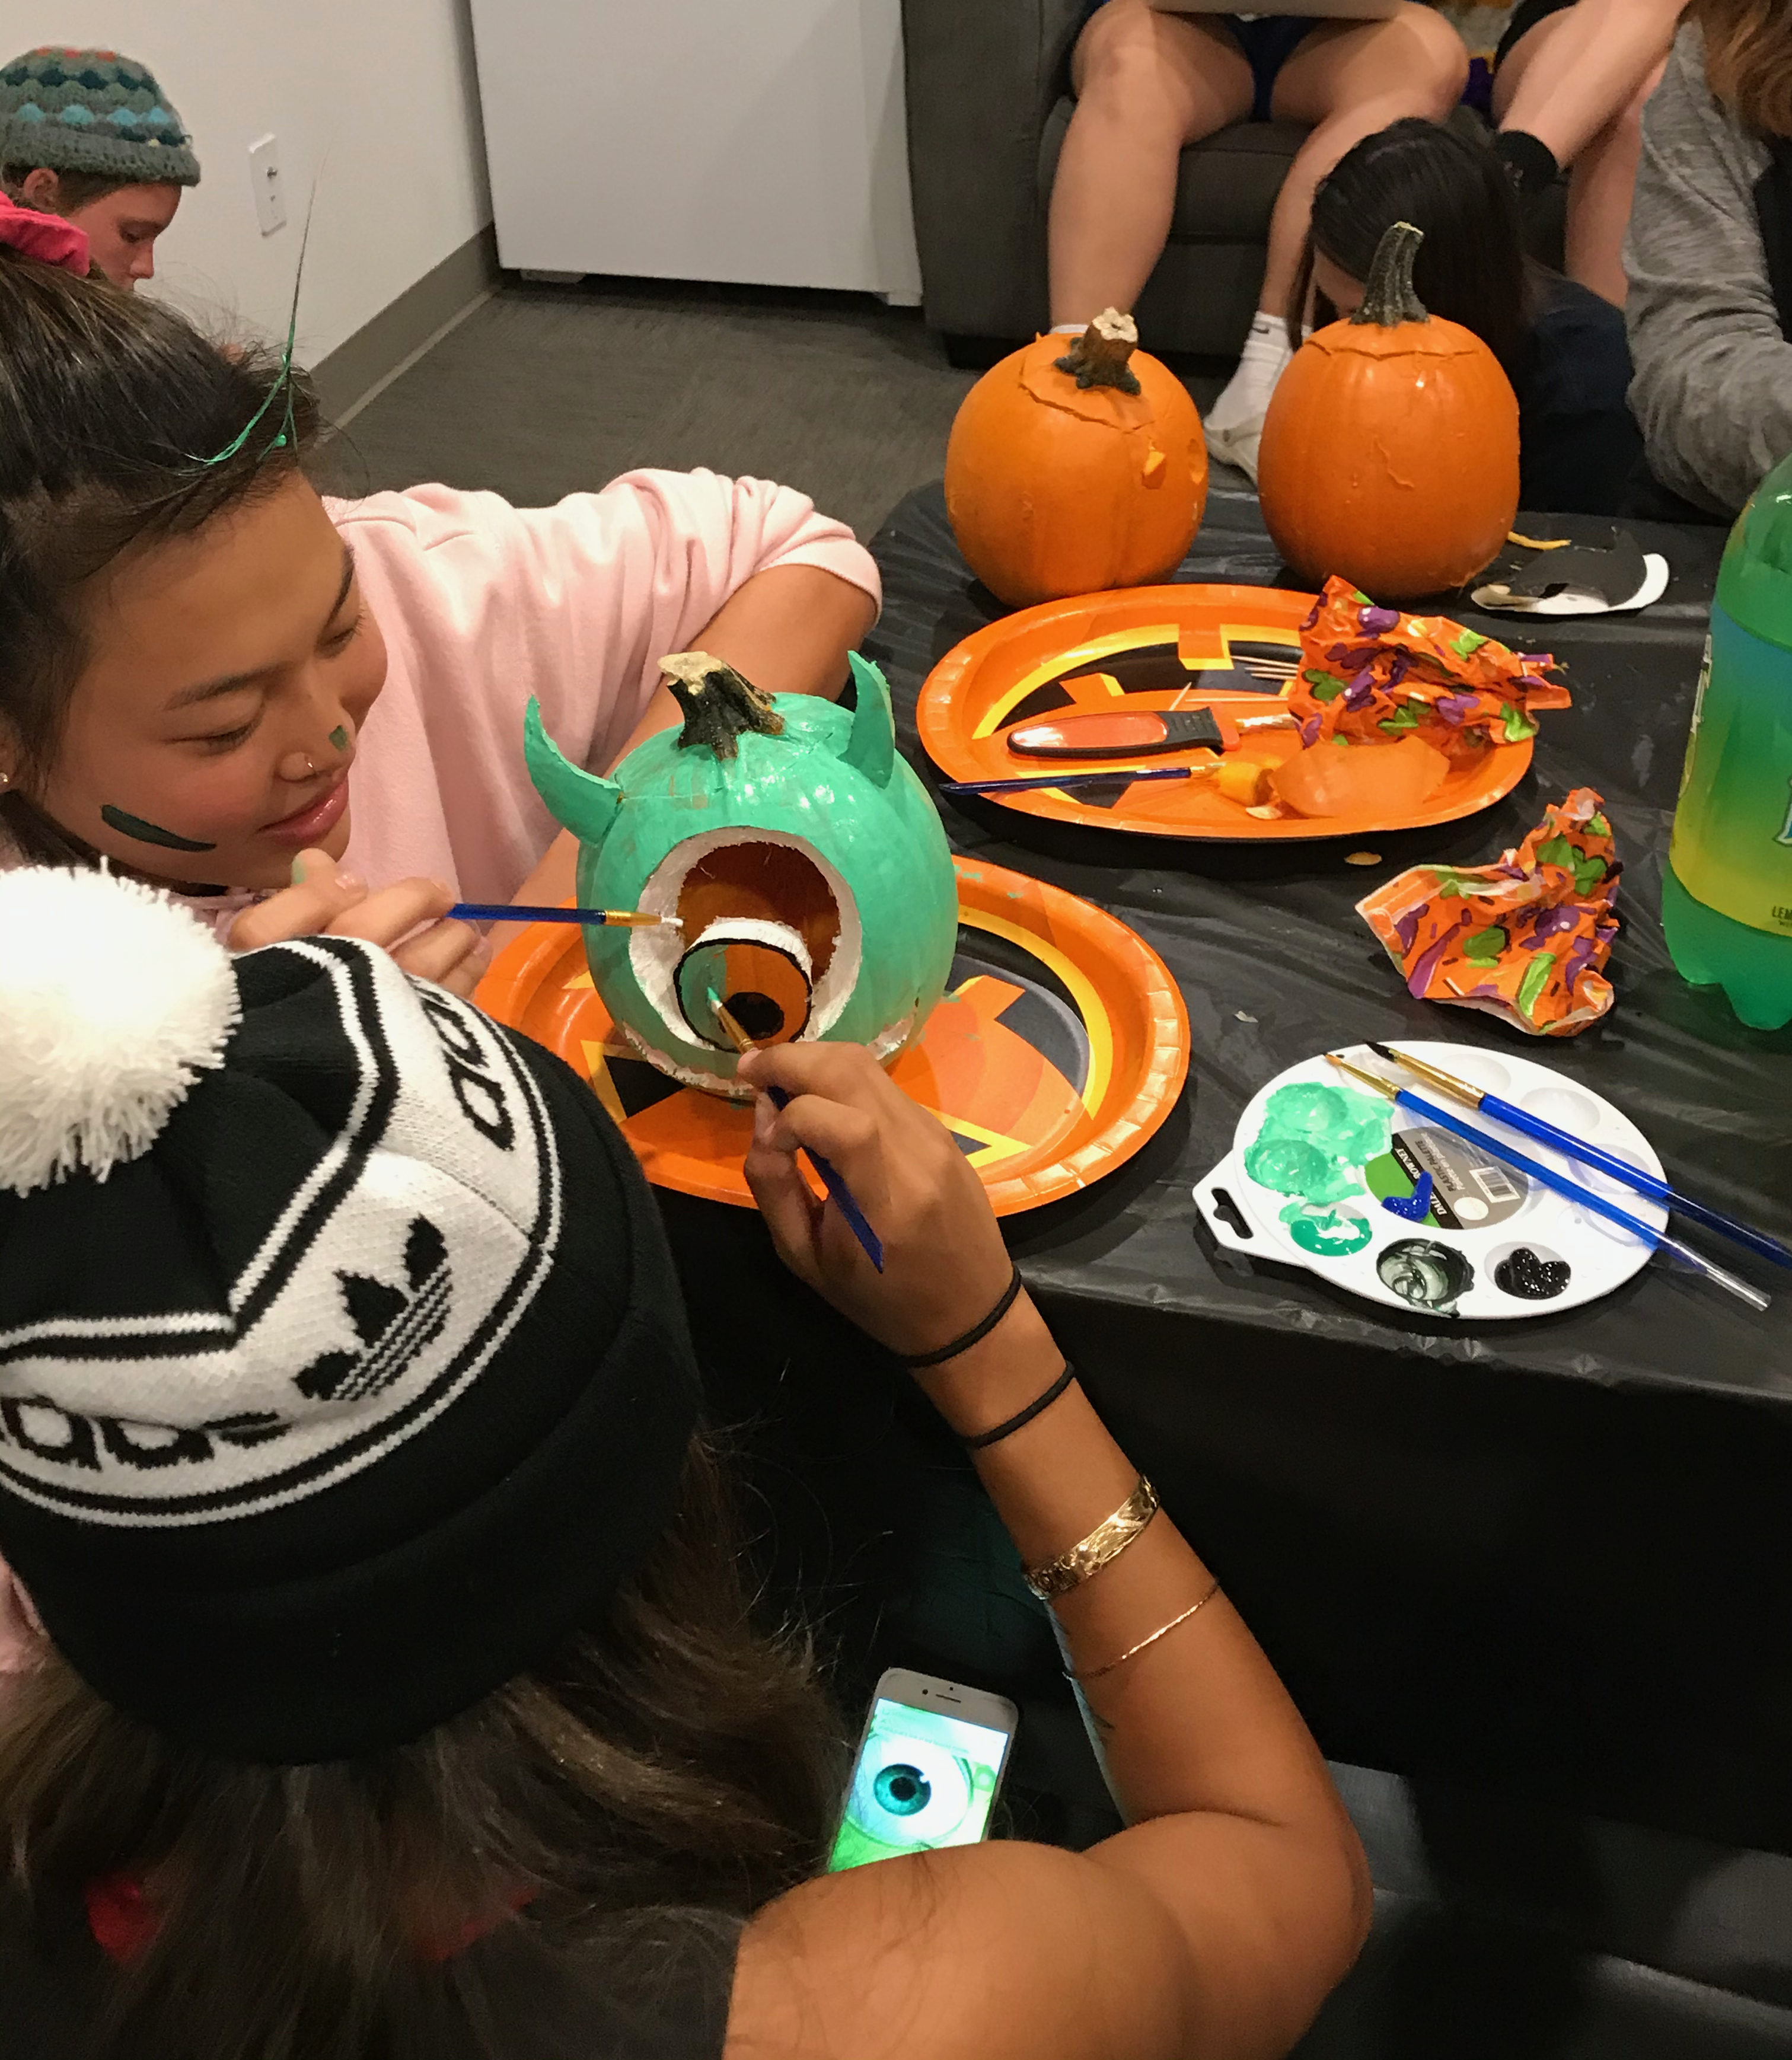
[1624,24,1792,515]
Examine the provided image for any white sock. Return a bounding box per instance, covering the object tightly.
[1205,312,1294,439]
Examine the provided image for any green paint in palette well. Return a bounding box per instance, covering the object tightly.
[1284,1205,1374,1257]
[1244,1081,1394,1210]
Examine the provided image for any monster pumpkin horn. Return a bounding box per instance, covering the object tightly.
[523,697,623,844]
[840,652,897,789]
[660,652,785,761]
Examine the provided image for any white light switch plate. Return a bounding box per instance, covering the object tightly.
[248,134,286,237]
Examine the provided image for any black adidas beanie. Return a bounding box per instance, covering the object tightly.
[0,869,700,1763]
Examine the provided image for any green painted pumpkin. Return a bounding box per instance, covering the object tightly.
[525,652,959,1096]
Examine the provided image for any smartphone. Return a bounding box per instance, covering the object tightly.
[827,1667,1019,1872]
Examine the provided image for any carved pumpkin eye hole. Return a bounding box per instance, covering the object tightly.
[675,932,814,1047]
[676,840,840,975]
[630,828,864,1060]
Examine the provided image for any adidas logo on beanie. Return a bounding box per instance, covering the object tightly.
[0,870,698,1763]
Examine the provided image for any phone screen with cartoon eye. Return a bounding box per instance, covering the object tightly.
[827,1697,1011,1871]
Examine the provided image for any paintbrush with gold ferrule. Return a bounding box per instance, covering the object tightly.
[1327,1051,1769,1313]
[1369,1042,1792,1271]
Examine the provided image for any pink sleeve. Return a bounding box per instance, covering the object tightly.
[518,467,881,771]
[329,474,880,903]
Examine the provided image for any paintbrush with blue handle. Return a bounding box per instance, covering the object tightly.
[1328,1053,1769,1312]
[709,990,885,1274]
[451,903,683,929]
[1372,1042,1792,1271]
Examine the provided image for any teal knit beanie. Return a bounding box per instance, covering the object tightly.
[0,47,200,187]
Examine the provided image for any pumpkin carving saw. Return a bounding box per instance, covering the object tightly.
[524,652,959,1099]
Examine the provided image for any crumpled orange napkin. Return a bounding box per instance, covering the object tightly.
[1356,789,1621,1036]
[1290,575,1571,755]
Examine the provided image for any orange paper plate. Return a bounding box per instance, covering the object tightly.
[918,583,1535,841]
[476,857,1189,1216]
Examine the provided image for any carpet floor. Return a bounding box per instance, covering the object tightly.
[318,275,1233,540]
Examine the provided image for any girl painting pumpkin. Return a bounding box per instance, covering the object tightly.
[0,213,880,991]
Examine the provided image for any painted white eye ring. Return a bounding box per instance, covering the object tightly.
[629,827,862,1050]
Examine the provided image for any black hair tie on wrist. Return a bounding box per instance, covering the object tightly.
[961,1361,1077,1450]
[901,1262,1022,1369]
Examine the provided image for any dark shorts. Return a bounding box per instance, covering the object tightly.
[1076,7,1319,123]
[1494,0,1577,72]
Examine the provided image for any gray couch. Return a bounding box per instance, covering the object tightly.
[900,4,1544,365]
[902,0,1309,360]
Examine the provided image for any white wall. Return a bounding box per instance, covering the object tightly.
[9,0,492,362]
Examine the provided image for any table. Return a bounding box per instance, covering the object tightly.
[877,477,1792,1847]
[671,477,1792,1860]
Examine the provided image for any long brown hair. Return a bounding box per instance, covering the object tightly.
[1696,0,1792,136]
[0,244,319,863]
[0,1437,845,2060]
[1286,119,1533,377]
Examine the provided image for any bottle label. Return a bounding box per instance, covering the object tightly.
[1670,608,1792,934]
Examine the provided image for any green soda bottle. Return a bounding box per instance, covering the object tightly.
[1663,452,1792,1028]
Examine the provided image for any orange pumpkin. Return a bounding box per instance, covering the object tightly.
[1257,221,1519,601]
[944,310,1208,607]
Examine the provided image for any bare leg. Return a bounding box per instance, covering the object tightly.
[1048,0,1251,326]
[1204,3,1466,477]
[1561,58,1667,304]
[1493,0,1683,167]
[1261,6,1471,318]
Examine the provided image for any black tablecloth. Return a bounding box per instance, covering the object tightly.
[838,479,1791,1854]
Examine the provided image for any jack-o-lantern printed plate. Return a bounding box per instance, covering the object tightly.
[477,858,1190,1215]
[919,584,1535,841]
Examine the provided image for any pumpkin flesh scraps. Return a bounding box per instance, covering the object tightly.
[1257,220,1519,599]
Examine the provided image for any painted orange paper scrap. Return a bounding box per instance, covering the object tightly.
[1289,575,1571,754]
[1356,787,1621,1036]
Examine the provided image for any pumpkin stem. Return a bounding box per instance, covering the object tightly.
[660,650,785,760]
[1054,308,1143,395]
[1352,221,1429,328]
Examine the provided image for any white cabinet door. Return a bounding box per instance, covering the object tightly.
[468,0,922,296]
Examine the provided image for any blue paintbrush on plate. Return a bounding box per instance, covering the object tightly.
[1329,1051,1770,1312]
[938,766,1194,798]
[1370,1042,1792,1271]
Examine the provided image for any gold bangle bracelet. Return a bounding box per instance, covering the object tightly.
[1023,1475,1159,1600]
[1069,1577,1223,1684]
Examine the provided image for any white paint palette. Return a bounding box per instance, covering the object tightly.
[1192,1042,1667,1321]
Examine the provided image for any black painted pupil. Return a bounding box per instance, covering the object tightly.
[873,1764,930,1816]
[726,991,784,1040]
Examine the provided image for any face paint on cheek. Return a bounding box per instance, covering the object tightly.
[329,726,349,752]
[99,805,219,854]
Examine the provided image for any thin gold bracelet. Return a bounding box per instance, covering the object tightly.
[1023,1475,1159,1601]
[1069,1577,1223,1684]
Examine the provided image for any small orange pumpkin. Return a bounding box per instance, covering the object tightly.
[1258,221,1519,601]
[944,310,1208,607]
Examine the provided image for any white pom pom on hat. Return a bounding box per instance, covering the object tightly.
[0,869,241,1196]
